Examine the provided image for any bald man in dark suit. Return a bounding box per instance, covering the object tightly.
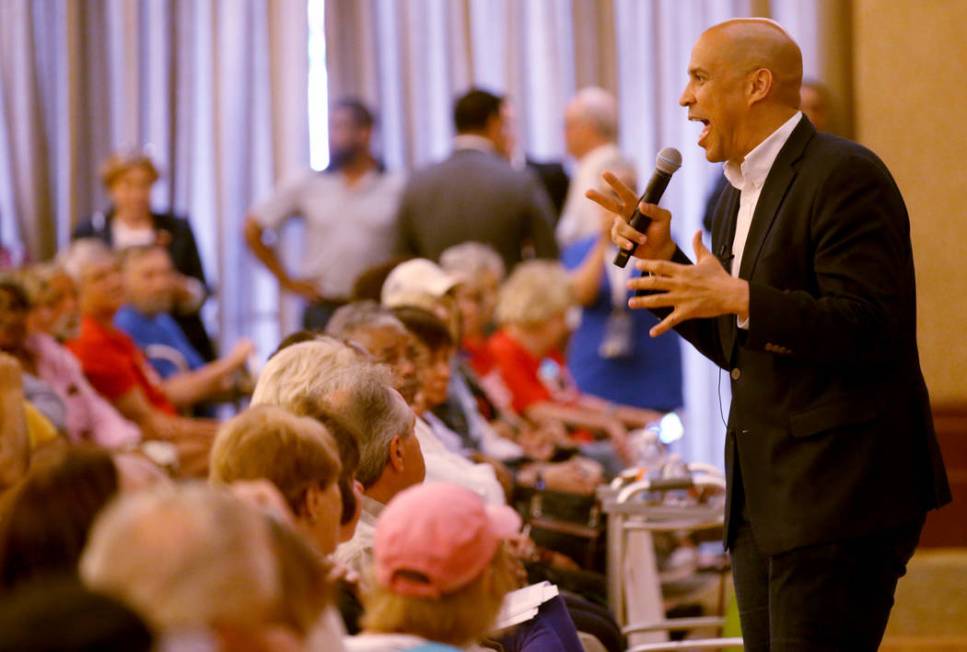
[593,18,949,651]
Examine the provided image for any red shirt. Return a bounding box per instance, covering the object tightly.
[463,335,497,377]
[487,330,579,414]
[67,316,176,415]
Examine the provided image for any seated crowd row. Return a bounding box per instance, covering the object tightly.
[0,236,692,650]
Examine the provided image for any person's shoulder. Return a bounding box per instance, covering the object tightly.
[150,211,196,235]
[72,211,109,240]
[805,132,894,181]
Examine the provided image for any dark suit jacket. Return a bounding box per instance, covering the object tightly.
[527,158,570,221]
[665,117,950,554]
[394,149,559,270]
[73,210,215,361]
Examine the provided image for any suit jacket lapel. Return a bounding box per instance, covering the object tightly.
[737,117,816,281]
[713,184,740,363]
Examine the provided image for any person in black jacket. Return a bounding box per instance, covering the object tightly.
[73,152,215,362]
[593,18,949,651]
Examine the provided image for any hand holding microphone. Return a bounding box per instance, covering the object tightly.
[586,147,682,267]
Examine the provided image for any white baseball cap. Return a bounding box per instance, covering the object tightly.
[381,258,460,308]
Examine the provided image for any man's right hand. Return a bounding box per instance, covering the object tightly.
[586,170,676,262]
[282,277,324,303]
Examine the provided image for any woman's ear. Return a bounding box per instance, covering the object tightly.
[301,484,322,524]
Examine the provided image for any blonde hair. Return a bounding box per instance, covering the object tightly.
[495,260,574,327]
[100,151,160,188]
[361,544,518,646]
[209,406,342,517]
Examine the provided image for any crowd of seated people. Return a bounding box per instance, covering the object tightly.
[0,87,692,651]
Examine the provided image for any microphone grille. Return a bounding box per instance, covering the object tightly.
[656,147,683,175]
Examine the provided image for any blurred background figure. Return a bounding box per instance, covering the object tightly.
[73,151,215,362]
[0,577,154,652]
[563,161,684,414]
[557,87,625,249]
[245,98,403,330]
[80,483,335,651]
[0,446,121,592]
[394,88,559,271]
[114,244,253,413]
[60,240,216,475]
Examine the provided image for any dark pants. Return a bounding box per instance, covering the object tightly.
[730,514,923,651]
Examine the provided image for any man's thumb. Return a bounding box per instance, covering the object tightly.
[692,229,712,260]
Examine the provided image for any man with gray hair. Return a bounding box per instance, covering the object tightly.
[251,339,425,574]
[327,299,507,505]
[557,87,630,248]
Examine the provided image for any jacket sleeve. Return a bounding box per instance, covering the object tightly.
[523,176,559,259]
[743,153,910,366]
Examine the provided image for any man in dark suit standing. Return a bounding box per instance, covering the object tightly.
[394,89,558,271]
[592,18,949,651]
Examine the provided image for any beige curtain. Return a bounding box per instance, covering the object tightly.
[0,0,309,357]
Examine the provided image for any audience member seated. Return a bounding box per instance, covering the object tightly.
[563,161,684,412]
[0,577,153,652]
[327,294,505,506]
[349,482,583,652]
[60,239,217,475]
[20,262,81,342]
[115,244,253,408]
[210,405,347,558]
[0,275,141,449]
[490,261,662,475]
[326,301,424,410]
[317,374,424,579]
[73,150,216,361]
[0,445,120,592]
[81,483,340,650]
[0,353,30,491]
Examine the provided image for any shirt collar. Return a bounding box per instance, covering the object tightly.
[360,495,385,524]
[724,111,802,191]
[453,134,497,153]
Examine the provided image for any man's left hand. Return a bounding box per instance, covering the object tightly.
[626,230,750,337]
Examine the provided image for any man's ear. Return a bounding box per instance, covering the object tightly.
[747,68,774,106]
[388,435,405,472]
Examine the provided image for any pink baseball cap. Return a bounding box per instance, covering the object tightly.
[374,483,522,599]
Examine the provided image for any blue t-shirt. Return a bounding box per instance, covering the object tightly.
[561,237,684,411]
[114,306,205,379]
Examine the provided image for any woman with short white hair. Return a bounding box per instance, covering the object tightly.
[488,261,661,475]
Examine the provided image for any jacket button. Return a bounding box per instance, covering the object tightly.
[730,368,741,380]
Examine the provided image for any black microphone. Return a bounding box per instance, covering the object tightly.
[613,147,683,268]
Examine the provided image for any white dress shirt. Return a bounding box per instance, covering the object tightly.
[723,111,803,328]
[556,143,626,248]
